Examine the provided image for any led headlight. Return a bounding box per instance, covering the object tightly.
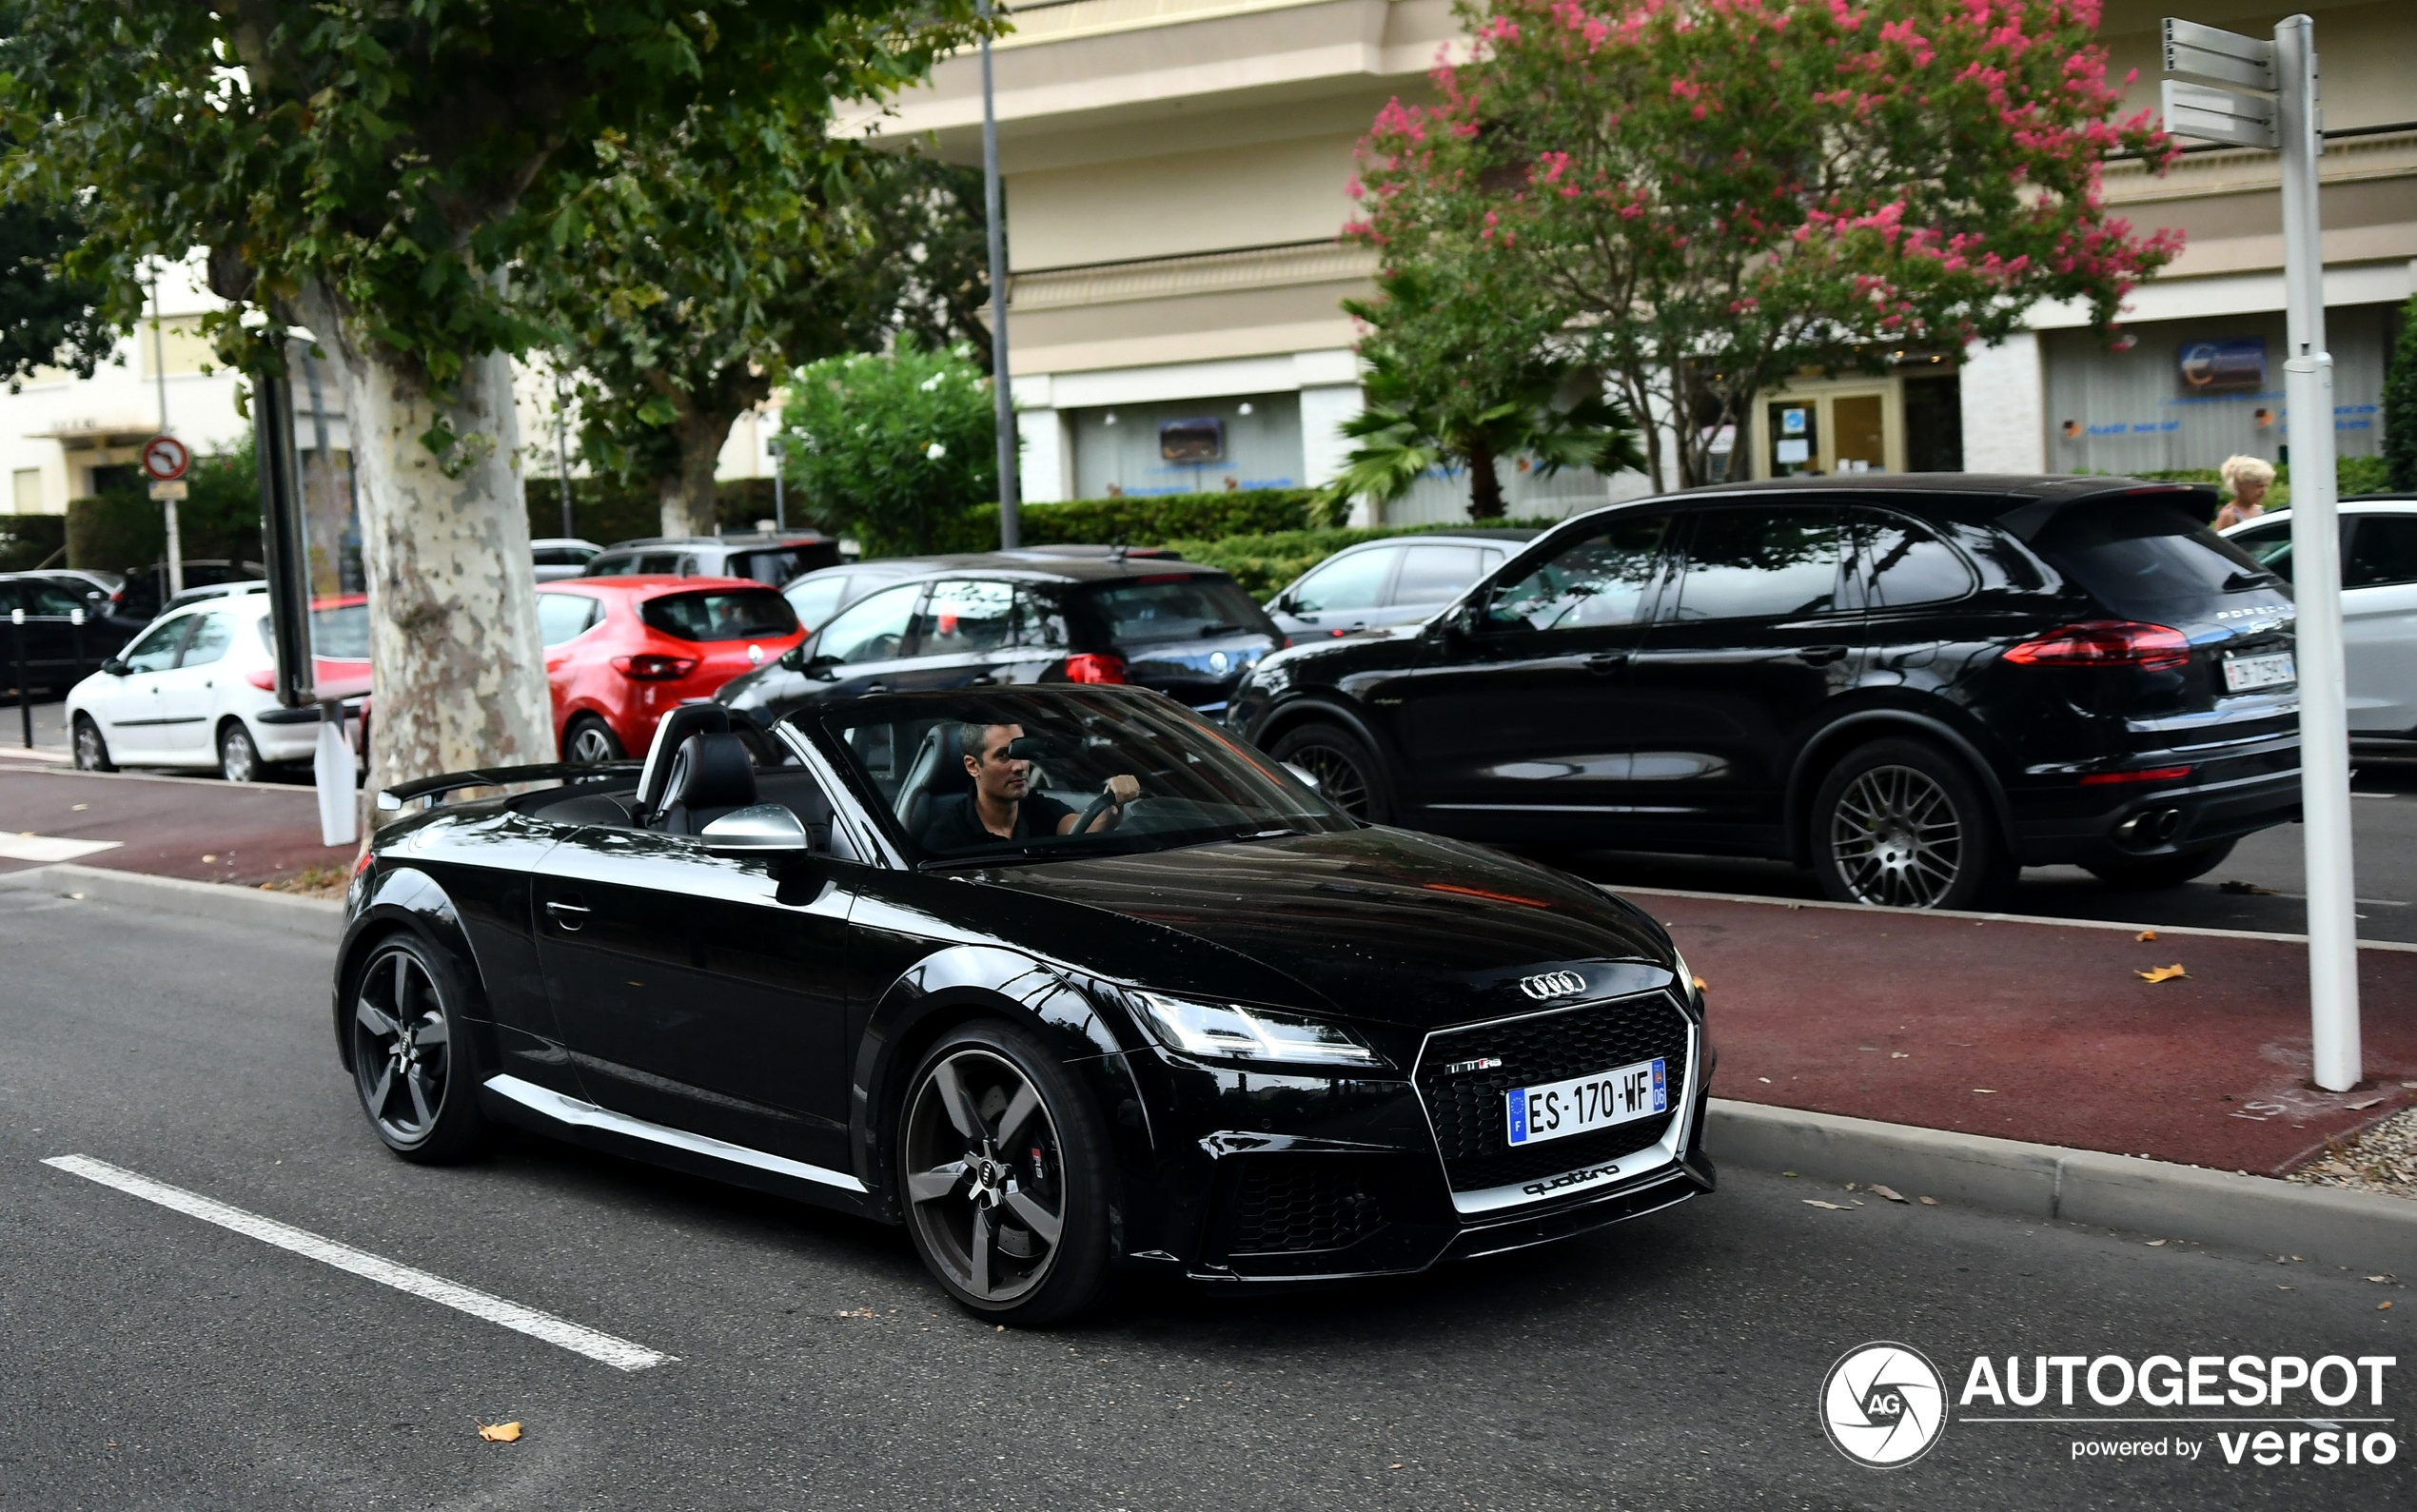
[1131,991,1385,1070]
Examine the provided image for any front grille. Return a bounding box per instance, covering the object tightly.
[1416,993,1692,1193]
[1229,1160,1385,1254]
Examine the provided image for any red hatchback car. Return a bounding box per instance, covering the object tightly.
[536,577,806,763]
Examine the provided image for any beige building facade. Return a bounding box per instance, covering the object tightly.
[884,0,2415,513]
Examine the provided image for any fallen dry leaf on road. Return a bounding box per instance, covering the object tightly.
[2147,1239,2168,1247]
[1871,1185,1908,1203]
[2345,1096,2385,1109]
[2369,1275,2397,1284]
[1918,1196,1937,1206]
[2135,963,2189,983]
[2384,1302,2396,1310]
[1891,1051,1909,1059]
[1691,975,1707,991]
[477,1423,521,1443]
[2136,930,2156,942]
[1974,1088,1998,1094]
[1803,1200,1850,1210]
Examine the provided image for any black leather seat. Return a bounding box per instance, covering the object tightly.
[894,722,975,839]
[656,732,759,835]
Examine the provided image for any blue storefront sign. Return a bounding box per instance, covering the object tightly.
[2178,338,2266,393]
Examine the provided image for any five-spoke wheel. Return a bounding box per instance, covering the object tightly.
[346,936,485,1162]
[899,1023,1108,1324]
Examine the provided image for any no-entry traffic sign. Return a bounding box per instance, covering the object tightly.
[141,434,191,483]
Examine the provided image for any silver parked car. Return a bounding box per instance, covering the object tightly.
[1265,530,1539,641]
[2224,494,2417,738]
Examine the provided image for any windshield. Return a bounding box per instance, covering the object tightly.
[1077,576,1274,644]
[805,690,1349,864]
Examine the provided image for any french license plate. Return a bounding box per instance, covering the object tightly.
[1505,1057,1667,1148]
[2223,651,2295,692]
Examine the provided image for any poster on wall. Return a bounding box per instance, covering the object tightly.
[2178,338,2266,394]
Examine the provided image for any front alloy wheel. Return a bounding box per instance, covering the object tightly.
[900,1024,1109,1324]
[347,936,485,1162]
[1267,721,1388,822]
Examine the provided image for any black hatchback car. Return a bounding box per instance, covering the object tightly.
[343,689,1713,1322]
[717,556,1285,745]
[0,572,151,695]
[1229,475,2302,910]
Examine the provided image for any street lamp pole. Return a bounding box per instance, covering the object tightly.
[980,0,1021,550]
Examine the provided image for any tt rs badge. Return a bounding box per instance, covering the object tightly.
[1519,971,1587,1000]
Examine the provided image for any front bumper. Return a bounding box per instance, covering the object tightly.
[1106,987,1715,1283]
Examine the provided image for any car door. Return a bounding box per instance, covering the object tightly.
[2339,511,2417,734]
[894,578,1025,691]
[1383,541,1492,631]
[13,577,86,690]
[154,609,237,752]
[1621,502,1863,842]
[1275,545,1400,640]
[799,580,929,697]
[89,614,194,761]
[531,797,859,1173]
[1384,510,1678,830]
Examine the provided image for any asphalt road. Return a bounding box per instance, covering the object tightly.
[1,890,2407,1511]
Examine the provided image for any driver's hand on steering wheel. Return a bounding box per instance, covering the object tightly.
[1104,774,1140,807]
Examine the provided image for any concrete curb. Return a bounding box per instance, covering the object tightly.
[0,862,344,938]
[1710,1098,2417,1273]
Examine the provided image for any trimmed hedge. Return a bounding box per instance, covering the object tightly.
[2133,456,2393,513]
[66,493,165,574]
[0,513,67,573]
[926,489,1316,556]
[1164,519,1563,598]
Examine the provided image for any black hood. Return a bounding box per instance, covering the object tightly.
[967,826,1677,1031]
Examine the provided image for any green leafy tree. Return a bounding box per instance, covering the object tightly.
[839,152,998,368]
[2386,296,2417,492]
[1351,0,2184,488]
[3,0,909,792]
[782,339,999,555]
[536,18,981,539]
[0,200,118,394]
[1318,265,1641,520]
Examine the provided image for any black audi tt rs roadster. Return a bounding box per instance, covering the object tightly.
[339,686,1715,1322]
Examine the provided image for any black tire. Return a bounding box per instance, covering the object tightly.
[217,720,264,783]
[1267,720,1392,822]
[897,1019,1112,1326]
[1812,737,2014,911]
[2084,838,2236,891]
[564,713,624,765]
[344,933,489,1164]
[71,714,115,773]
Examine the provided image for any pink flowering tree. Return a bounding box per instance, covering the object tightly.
[1350,0,2183,487]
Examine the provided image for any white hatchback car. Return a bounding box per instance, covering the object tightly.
[2223,495,2417,737]
[64,592,371,781]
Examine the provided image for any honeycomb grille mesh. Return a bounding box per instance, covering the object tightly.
[1229,1160,1385,1254]
[1416,993,1691,1193]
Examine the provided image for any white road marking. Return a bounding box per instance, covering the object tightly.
[43,1154,672,1371]
[0,834,122,862]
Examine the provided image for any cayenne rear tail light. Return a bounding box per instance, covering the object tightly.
[612,653,700,681]
[1063,653,1127,684]
[2078,765,2196,787]
[2002,621,2191,673]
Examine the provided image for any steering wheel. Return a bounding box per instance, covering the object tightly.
[1074,789,1122,835]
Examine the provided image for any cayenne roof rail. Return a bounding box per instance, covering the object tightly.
[377,759,642,811]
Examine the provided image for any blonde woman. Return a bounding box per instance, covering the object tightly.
[2213,454,2275,530]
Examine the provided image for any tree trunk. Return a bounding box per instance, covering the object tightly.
[657,404,735,537]
[1466,434,1506,520]
[299,285,557,806]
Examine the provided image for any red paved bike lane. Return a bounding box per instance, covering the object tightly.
[1646,887,2417,1175]
[0,766,341,886]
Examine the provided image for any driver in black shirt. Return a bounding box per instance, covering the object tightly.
[918,721,1140,854]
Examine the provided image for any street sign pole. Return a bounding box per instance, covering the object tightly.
[2162,14,2357,1090]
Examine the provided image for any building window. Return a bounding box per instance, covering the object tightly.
[11,468,42,514]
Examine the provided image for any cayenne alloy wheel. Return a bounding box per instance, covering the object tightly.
[1268,722,1386,822]
[347,937,485,1162]
[900,1026,1108,1324]
[1827,763,1964,909]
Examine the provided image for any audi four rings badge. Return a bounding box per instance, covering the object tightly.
[1519,972,1586,1000]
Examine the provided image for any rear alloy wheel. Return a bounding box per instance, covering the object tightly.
[1267,721,1390,822]
[899,1021,1110,1325]
[2085,838,2235,891]
[346,934,487,1163]
[72,714,115,772]
[564,714,624,765]
[1813,738,2012,911]
[218,721,263,783]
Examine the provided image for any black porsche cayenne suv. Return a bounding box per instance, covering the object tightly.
[342,688,1713,1322]
[1228,475,2302,910]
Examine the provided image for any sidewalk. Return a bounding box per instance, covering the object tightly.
[1646,886,2417,1177]
[0,766,341,886]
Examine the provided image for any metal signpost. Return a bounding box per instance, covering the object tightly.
[979,0,1021,550]
[2163,15,2359,1091]
[10,606,27,748]
[141,433,191,600]
[254,362,359,848]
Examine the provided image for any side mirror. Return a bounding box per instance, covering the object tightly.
[700,803,813,856]
[100,658,128,677]
[778,643,807,672]
[803,654,841,681]
[1271,593,1297,616]
[1282,761,1323,792]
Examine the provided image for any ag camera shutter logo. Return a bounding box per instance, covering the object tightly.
[1822,1342,1949,1467]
